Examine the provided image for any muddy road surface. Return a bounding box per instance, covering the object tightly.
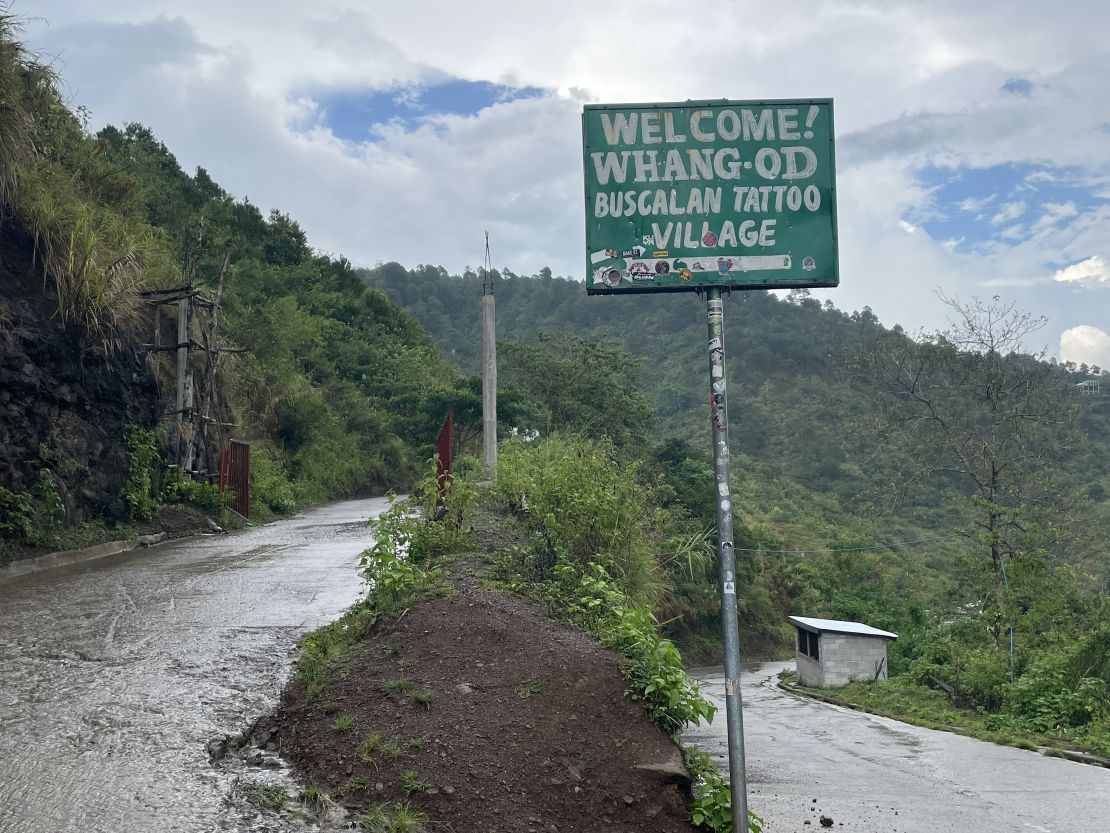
[685,661,1110,833]
[0,497,391,833]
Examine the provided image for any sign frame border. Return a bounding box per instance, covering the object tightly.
[582,97,839,295]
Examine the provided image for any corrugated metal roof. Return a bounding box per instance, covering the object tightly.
[789,615,897,639]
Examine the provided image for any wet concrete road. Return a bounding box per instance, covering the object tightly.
[685,662,1110,833]
[0,497,391,833]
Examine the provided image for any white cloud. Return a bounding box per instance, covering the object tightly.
[1032,200,1079,234]
[990,200,1025,224]
[1054,255,1110,285]
[1060,325,1110,368]
[957,193,996,213]
[17,0,1110,349]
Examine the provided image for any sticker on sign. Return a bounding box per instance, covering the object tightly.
[582,99,838,294]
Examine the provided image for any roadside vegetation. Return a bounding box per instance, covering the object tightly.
[369,261,1110,768]
[283,454,762,832]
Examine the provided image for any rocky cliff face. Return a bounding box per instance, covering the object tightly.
[0,221,161,524]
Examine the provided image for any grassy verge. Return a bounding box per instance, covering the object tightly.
[287,447,765,832]
[782,671,1110,759]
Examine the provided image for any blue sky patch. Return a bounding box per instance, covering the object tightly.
[908,162,1108,254]
[314,78,545,141]
[1001,78,1033,96]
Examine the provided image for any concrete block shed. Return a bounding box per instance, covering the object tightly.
[789,615,897,688]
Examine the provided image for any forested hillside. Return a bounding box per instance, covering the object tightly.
[366,264,1110,567]
[367,264,1110,745]
[1,18,462,555]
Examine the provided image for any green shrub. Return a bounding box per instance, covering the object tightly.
[0,486,33,541]
[1008,646,1110,733]
[161,472,223,512]
[123,424,162,521]
[490,435,714,736]
[494,435,661,604]
[249,445,297,516]
[684,746,764,833]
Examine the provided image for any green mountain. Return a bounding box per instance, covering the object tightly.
[364,264,1110,580]
[1,20,459,549]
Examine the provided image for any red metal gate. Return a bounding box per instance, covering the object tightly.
[223,439,251,518]
[435,411,453,504]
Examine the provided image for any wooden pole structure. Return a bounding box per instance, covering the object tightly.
[173,292,190,466]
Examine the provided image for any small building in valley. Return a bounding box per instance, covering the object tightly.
[789,615,898,688]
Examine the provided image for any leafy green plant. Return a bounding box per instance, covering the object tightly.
[356,731,382,762]
[356,801,427,833]
[331,714,354,731]
[400,769,427,795]
[516,677,541,699]
[360,494,448,612]
[123,424,162,521]
[410,689,436,709]
[162,472,223,512]
[685,746,764,833]
[493,436,660,604]
[0,486,33,542]
[384,677,412,696]
[244,784,288,813]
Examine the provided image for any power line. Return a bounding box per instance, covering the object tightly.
[734,535,954,555]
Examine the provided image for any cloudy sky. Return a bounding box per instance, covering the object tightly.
[18,0,1110,368]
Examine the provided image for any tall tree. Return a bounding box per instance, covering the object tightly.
[500,333,655,449]
[858,294,1081,645]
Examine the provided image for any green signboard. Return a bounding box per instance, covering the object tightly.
[582,99,838,294]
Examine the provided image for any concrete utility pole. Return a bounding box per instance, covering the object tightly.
[481,232,497,472]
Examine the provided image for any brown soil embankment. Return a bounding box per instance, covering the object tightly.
[269,554,701,833]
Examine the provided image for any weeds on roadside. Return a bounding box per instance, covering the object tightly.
[356,801,427,833]
[516,677,541,699]
[400,769,428,795]
[381,740,405,759]
[491,437,716,737]
[384,677,412,696]
[684,746,764,833]
[244,785,288,813]
[337,774,369,797]
[357,732,382,762]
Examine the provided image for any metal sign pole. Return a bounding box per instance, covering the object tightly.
[705,286,749,831]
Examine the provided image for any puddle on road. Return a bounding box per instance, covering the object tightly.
[0,497,389,833]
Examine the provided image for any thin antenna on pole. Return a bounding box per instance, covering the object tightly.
[483,232,495,296]
[481,232,497,471]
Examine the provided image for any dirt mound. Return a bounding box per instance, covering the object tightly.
[270,559,701,832]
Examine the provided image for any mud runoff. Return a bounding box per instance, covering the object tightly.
[684,662,1110,833]
[0,497,391,833]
